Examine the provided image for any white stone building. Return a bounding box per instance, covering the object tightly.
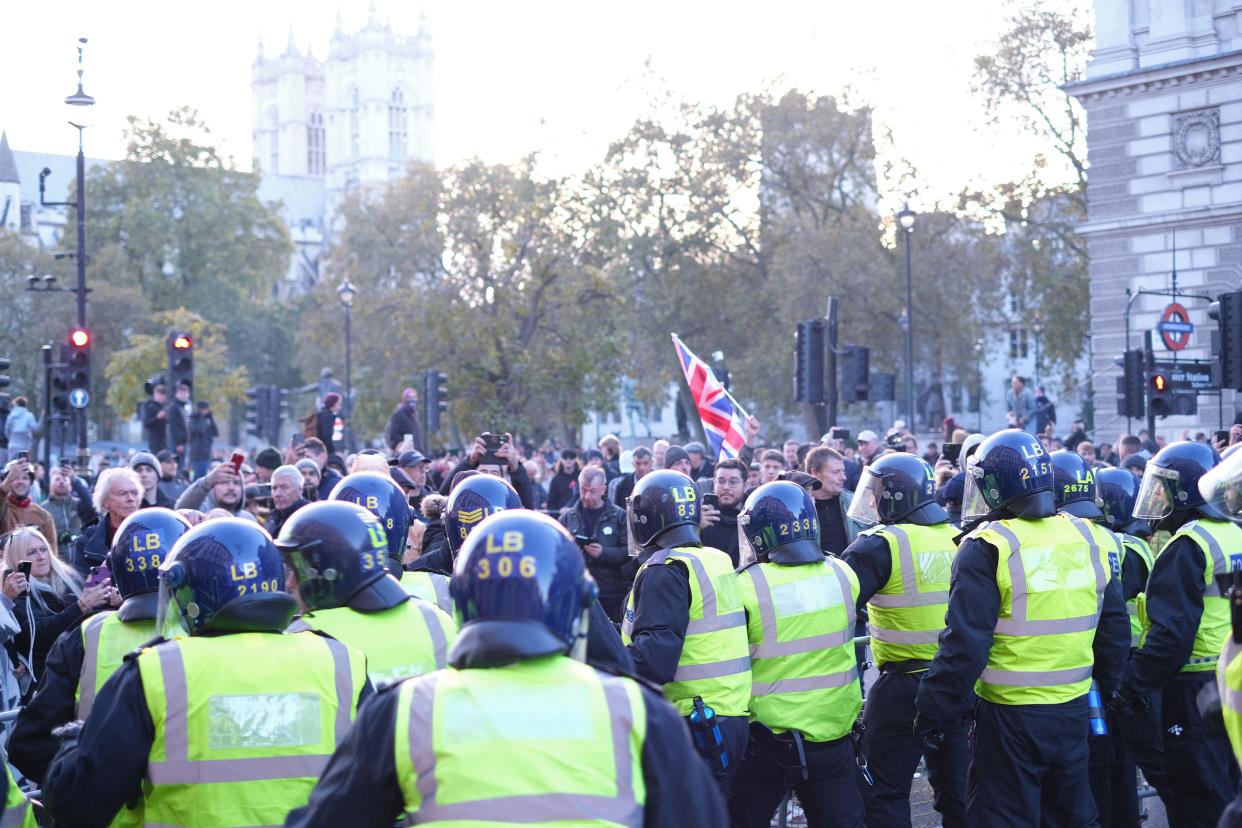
[1069,0,1242,437]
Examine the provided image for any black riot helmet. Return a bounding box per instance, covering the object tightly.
[627,469,702,554]
[738,481,822,565]
[1097,467,1152,537]
[156,518,295,637]
[330,472,410,572]
[444,474,524,559]
[109,508,193,621]
[1134,440,1222,524]
[961,429,1055,522]
[1050,450,1103,520]
[847,453,947,527]
[275,501,409,613]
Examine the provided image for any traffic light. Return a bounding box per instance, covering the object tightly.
[869,372,896,402]
[0,356,9,411]
[423,370,448,434]
[166,331,194,394]
[840,345,870,403]
[67,327,90,393]
[1147,371,1198,418]
[1210,291,1242,391]
[794,320,826,403]
[245,386,267,437]
[1114,349,1145,418]
[51,344,71,418]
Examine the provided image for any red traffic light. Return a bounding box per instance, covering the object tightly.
[1151,373,1167,392]
[69,328,90,349]
[172,334,192,350]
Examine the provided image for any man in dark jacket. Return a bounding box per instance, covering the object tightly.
[130,452,174,509]
[611,446,653,509]
[186,400,217,481]
[435,435,537,510]
[166,381,191,465]
[383,388,424,452]
[699,458,746,566]
[559,466,629,622]
[265,464,309,538]
[139,385,168,455]
[299,438,342,500]
[546,450,581,512]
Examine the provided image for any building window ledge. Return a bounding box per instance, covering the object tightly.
[1166,164,1224,188]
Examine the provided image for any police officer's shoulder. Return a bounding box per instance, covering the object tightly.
[590,661,666,697]
[121,635,169,665]
[857,525,887,538]
[735,560,762,575]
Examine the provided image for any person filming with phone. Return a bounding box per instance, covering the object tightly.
[5,526,115,685]
[174,458,257,522]
[699,458,748,566]
[558,466,628,622]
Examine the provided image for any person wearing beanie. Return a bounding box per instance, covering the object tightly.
[317,393,342,455]
[384,388,425,453]
[155,450,188,504]
[130,452,174,509]
[253,447,283,483]
[663,446,692,475]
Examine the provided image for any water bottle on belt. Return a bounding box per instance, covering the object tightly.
[1088,680,1108,737]
[689,696,728,770]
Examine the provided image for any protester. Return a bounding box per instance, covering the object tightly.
[3,398,38,459]
[174,462,256,522]
[71,467,142,578]
[700,458,746,565]
[804,446,859,556]
[186,399,218,480]
[40,467,81,550]
[383,388,424,452]
[557,466,628,621]
[0,458,58,558]
[166,380,192,464]
[130,452,174,509]
[318,393,342,454]
[266,465,308,537]
[155,450,188,504]
[546,450,581,512]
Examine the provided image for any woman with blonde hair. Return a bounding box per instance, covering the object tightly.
[4,526,114,684]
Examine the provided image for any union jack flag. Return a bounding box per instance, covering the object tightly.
[671,334,748,461]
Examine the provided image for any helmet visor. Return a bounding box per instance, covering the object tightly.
[960,456,990,522]
[1133,465,1179,520]
[846,468,885,527]
[736,512,759,567]
[1199,450,1242,520]
[155,576,192,640]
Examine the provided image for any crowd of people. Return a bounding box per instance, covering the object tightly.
[2,375,1242,826]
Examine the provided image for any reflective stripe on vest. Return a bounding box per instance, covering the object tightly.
[1218,634,1242,768]
[621,546,751,716]
[77,611,158,719]
[400,571,453,615]
[288,599,453,684]
[865,523,955,665]
[1121,534,1154,649]
[397,659,645,826]
[1173,520,1240,672]
[0,764,34,828]
[974,515,1109,704]
[740,558,861,742]
[144,635,355,786]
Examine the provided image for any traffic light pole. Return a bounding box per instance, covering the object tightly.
[41,345,52,475]
[1144,330,1157,439]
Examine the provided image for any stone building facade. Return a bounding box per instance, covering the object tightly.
[1069,1,1242,434]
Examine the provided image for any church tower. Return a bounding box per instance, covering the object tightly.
[251,29,326,177]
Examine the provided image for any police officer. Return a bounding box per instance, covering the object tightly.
[286,510,727,827]
[330,471,409,570]
[41,518,371,828]
[9,507,190,789]
[1114,441,1235,826]
[277,500,457,685]
[0,764,35,828]
[914,429,1129,826]
[403,472,522,611]
[841,454,966,828]
[1050,450,1136,827]
[730,481,865,828]
[621,468,751,795]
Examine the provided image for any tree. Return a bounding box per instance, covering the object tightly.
[105,309,248,424]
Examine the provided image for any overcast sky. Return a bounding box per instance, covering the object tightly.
[0,0,1085,211]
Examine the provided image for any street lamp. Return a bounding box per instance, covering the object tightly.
[896,202,916,431]
[337,277,356,451]
[974,338,984,433]
[35,37,95,472]
[1031,316,1044,387]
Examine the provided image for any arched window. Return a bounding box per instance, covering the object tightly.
[388,87,407,160]
[268,107,279,172]
[307,112,325,174]
[350,87,361,160]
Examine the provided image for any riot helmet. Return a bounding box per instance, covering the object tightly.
[108,507,192,620]
[1134,441,1221,523]
[157,518,294,637]
[444,474,523,559]
[1097,467,1153,537]
[739,481,823,565]
[961,429,1055,522]
[1050,450,1103,520]
[330,471,410,572]
[275,500,408,613]
[627,469,701,555]
[1197,443,1242,522]
[450,511,597,667]
[848,453,947,527]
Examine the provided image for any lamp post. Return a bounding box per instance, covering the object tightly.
[974,338,984,433]
[337,277,356,451]
[897,202,916,430]
[1032,316,1044,387]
